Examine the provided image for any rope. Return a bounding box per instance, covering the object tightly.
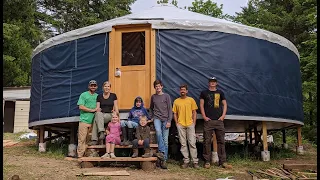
[103,32,108,56]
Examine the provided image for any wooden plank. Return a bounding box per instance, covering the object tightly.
[150,29,156,97]
[262,121,268,151]
[87,144,158,149]
[297,126,302,146]
[77,171,130,176]
[212,133,218,152]
[78,157,157,162]
[283,164,317,171]
[39,126,45,143]
[108,27,115,96]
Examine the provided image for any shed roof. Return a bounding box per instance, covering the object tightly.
[3,87,31,101]
[33,4,299,58]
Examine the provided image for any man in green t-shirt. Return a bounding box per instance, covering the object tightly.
[76,80,99,158]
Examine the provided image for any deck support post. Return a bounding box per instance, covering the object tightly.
[261,121,270,161]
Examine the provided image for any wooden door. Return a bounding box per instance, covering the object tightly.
[109,25,155,110]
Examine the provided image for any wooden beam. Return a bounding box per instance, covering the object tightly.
[297,126,302,147]
[87,144,158,149]
[248,128,253,144]
[39,126,45,143]
[282,129,286,144]
[78,157,157,162]
[150,29,156,97]
[213,132,218,152]
[108,27,115,91]
[77,171,130,176]
[70,124,75,144]
[262,121,268,151]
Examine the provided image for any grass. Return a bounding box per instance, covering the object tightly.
[3,131,35,142]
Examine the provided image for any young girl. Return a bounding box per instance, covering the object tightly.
[101,112,121,158]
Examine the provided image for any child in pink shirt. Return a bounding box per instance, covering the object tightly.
[101,112,121,158]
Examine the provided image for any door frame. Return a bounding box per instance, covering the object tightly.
[108,24,156,110]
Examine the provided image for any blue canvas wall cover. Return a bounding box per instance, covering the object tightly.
[156,30,303,122]
[29,33,109,123]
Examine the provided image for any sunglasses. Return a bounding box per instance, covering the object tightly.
[90,84,97,87]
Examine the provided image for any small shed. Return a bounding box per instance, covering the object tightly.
[3,87,31,133]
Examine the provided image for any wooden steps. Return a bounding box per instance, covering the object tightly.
[87,144,158,149]
[78,157,157,162]
[78,157,158,171]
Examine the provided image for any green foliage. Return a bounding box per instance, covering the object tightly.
[3,0,136,87]
[157,0,178,7]
[187,0,230,19]
[233,0,317,144]
[40,0,136,34]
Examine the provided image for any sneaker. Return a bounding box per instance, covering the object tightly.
[156,159,161,168]
[155,152,165,161]
[101,153,110,158]
[181,163,189,169]
[193,163,200,169]
[204,161,211,169]
[110,152,116,159]
[221,162,232,169]
[160,160,168,169]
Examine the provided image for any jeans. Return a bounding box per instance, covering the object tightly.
[154,119,169,160]
[132,138,150,149]
[120,120,139,128]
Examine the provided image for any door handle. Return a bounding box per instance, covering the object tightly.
[115,68,121,77]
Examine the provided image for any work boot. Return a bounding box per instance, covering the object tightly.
[120,127,130,146]
[181,163,189,169]
[127,128,134,145]
[88,140,98,146]
[155,152,165,161]
[204,161,211,169]
[142,148,152,158]
[221,162,232,169]
[160,160,168,169]
[132,148,139,158]
[193,163,200,169]
[98,131,105,140]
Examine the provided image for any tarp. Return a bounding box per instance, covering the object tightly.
[32,4,298,58]
[156,30,303,122]
[29,33,109,122]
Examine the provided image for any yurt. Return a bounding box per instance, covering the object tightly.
[29,4,303,156]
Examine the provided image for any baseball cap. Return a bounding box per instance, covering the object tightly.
[88,80,97,85]
[208,77,217,82]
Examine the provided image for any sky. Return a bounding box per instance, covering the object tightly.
[131,0,249,16]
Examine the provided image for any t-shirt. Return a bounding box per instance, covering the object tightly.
[77,91,98,124]
[199,89,226,120]
[97,93,117,113]
[172,97,198,127]
[149,93,173,123]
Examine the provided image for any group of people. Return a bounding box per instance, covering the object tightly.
[76,77,232,169]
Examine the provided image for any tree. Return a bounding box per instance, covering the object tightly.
[40,0,136,34]
[187,0,230,19]
[157,0,178,7]
[233,0,317,143]
[3,0,47,86]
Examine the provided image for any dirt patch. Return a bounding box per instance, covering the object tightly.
[3,140,317,180]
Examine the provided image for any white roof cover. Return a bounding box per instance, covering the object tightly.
[33,4,299,57]
[3,88,31,101]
